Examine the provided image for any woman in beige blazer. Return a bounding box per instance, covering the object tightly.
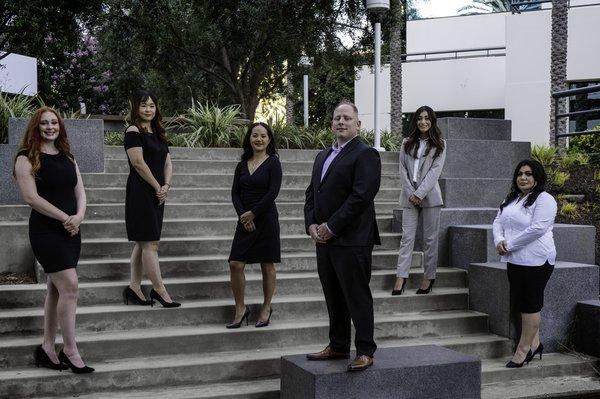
[393,106,446,295]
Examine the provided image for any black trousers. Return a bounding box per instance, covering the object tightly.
[316,244,377,357]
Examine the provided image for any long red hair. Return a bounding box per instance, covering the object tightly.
[13,106,73,178]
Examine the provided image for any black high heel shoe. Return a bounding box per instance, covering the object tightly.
[506,349,532,368]
[149,289,181,308]
[34,345,68,371]
[226,306,250,329]
[58,350,94,374]
[123,286,153,306]
[255,307,273,328]
[525,343,544,363]
[391,278,407,296]
[416,279,435,294]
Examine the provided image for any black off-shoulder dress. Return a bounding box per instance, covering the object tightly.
[229,155,282,264]
[124,130,169,241]
[22,151,81,273]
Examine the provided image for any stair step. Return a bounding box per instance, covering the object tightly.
[0,288,470,335]
[0,201,401,222]
[68,250,421,281]
[75,233,401,258]
[104,158,400,175]
[0,268,466,309]
[0,333,512,397]
[84,187,401,204]
[482,375,600,399]
[0,310,490,368]
[81,172,400,188]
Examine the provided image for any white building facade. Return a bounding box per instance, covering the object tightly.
[0,52,37,96]
[355,2,600,145]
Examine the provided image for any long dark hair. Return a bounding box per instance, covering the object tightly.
[13,106,74,178]
[129,90,167,143]
[241,122,278,161]
[403,105,445,158]
[499,159,547,213]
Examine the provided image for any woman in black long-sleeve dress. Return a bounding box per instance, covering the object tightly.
[227,122,282,328]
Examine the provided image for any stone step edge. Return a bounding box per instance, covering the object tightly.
[76,249,403,265]
[0,287,470,318]
[0,310,487,348]
[0,267,461,292]
[0,332,510,378]
[78,232,401,244]
[0,214,395,227]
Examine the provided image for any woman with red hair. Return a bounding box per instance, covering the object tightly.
[13,107,94,373]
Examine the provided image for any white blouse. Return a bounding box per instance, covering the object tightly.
[492,191,557,266]
[412,138,429,183]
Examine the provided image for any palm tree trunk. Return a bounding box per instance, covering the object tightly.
[285,72,295,125]
[390,0,404,137]
[549,0,569,148]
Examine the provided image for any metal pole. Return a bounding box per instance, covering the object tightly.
[554,97,559,147]
[374,21,383,150]
[303,74,309,128]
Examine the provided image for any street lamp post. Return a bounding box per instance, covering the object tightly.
[366,0,390,151]
[298,56,314,128]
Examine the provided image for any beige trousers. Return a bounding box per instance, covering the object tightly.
[396,205,441,279]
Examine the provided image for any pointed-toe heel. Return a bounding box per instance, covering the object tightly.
[226,306,250,329]
[416,279,435,294]
[506,350,532,368]
[123,286,153,306]
[525,343,544,363]
[149,289,181,308]
[391,278,407,296]
[58,350,94,374]
[34,345,68,371]
[255,308,273,328]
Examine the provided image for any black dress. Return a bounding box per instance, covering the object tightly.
[124,129,169,241]
[22,151,81,274]
[229,155,282,264]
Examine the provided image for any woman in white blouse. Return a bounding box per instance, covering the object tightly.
[394,106,446,295]
[493,159,557,368]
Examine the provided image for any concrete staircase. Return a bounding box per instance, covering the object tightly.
[0,125,598,397]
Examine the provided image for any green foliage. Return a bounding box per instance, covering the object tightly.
[0,92,41,144]
[594,170,600,181]
[173,102,247,148]
[104,132,124,146]
[557,152,589,168]
[569,126,600,165]
[361,130,401,152]
[531,144,556,167]
[550,170,570,188]
[559,202,578,217]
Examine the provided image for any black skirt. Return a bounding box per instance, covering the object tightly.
[507,261,554,313]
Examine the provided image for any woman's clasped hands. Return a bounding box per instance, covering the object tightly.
[156,184,170,205]
[240,211,256,232]
[63,214,83,236]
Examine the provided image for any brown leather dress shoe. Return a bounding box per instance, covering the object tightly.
[347,355,373,371]
[306,346,350,360]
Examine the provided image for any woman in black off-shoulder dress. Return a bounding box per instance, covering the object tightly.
[227,122,282,329]
[122,90,180,308]
[14,106,93,373]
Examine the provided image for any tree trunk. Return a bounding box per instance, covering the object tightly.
[285,71,295,125]
[390,0,404,137]
[549,0,569,148]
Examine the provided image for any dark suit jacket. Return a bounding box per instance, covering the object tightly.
[304,136,382,247]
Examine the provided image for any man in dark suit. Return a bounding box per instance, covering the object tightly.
[304,101,381,371]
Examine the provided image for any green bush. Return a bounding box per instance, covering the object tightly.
[550,170,570,188]
[557,152,589,168]
[104,131,124,146]
[559,202,578,217]
[0,91,41,144]
[531,144,556,167]
[569,125,600,165]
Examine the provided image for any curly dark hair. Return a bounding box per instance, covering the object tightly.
[499,159,548,213]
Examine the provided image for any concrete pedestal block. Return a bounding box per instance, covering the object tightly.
[575,300,600,357]
[438,117,511,141]
[8,117,104,173]
[450,224,596,269]
[280,345,481,399]
[469,262,599,353]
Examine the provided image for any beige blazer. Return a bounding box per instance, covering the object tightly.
[399,138,446,208]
